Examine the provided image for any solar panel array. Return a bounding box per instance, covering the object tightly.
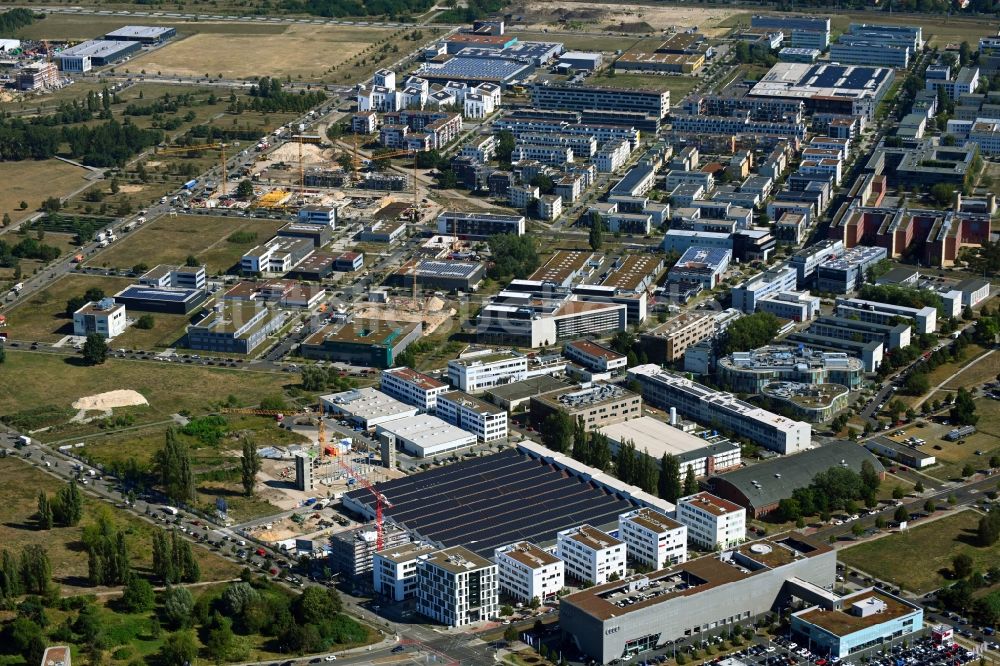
[344,449,636,556]
[115,285,200,302]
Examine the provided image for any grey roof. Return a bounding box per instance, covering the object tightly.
[710,441,884,510]
[485,375,572,402]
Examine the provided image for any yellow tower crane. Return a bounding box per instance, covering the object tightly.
[153,143,230,196]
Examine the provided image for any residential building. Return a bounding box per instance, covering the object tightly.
[628,365,812,454]
[563,339,627,373]
[186,302,286,354]
[73,299,127,339]
[639,312,715,364]
[416,546,498,627]
[676,492,747,550]
[448,349,529,393]
[749,62,895,120]
[556,525,626,585]
[619,508,688,569]
[494,542,565,603]
[436,390,508,442]
[530,83,671,119]
[380,366,449,413]
[373,543,438,601]
[530,383,642,432]
[594,139,631,173]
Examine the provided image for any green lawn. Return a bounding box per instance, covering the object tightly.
[0,351,294,441]
[4,274,133,342]
[591,72,700,97]
[839,509,999,594]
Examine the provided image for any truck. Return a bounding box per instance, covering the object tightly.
[95,231,106,242]
[182,179,198,191]
[72,254,84,263]
[16,435,31,447]
[11,282,23,293]
[162,506,179,516]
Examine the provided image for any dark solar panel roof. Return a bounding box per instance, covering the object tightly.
[804,64,887,90]
[344,449,636,556]
[115,285,201,302]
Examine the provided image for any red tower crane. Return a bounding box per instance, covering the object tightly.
[338,461,392,551]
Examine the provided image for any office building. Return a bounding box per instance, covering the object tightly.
[73,299,127,339]
[563,339,627,374]
[416,546,498,627]
[560,534,836,664]
[639,312,715,364]
[731,266,798,313]
[717,345,865,393]
[373,543,438,601]
[187,302,286,354]
[330,523,410,577]
[667,247,732,289]
[618,508,687,569]
[756,290,821,322]
[114,285,207,314]
[751,15,831,48]
[749,63,895,119]
[760,381,850,422]
[791,590,924,658]
[815,244,888,293]
[494,542,565,603]
[241,238,314,274]
[380,367,449,413]
[436,390,508,442]
[530,83,670,119]
[375,413,477,457]
[865,436,936,469]
[297,205,337,227]
[319,387,419,430]
[530,383,641,432]
[138,264,207,290]
[628,365,812,454]
[448,349,529,393]
[789,239,845,286]
[300,319,422,368]
[437,211,525,238]
[598,417,742,479]
[557,525,626,585]
[805,315,910,350]
[835,297,937,335]
[676,492,747,550]
[926,65,980,99]
[829,41,910,68]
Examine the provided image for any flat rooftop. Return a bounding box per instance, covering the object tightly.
[376,542,437,565]
[529,250,593,283]
[422,546,494,574]
[498,541,562,569]
[321,387,416,421]
[304,319,420,346]
[603,254,664,293]
[441,390,504,415]
[797,591,918,636]
[486,375,572,402]
[598,417,739,464]
[642,311,713,338]
[384,366,447,390]
[114,285,205,303]
[681,491,744,517]
[395,258,482,279]
[377,414,476,448]
[622,507,683,533]
[749,62,893,101]
[105,25,174,39]
[565,339,626,362]
[58,39,138,58]
[562,524,624,551]
[536,383,637,411]
[449,349,522,367]
[343,448,640,557]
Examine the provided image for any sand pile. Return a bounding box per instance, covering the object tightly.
[73,390,149,411]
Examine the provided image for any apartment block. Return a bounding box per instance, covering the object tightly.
[556,525,626,585]
[619,508,687,569]
[494,542,565,603]
[530,83,670,119]
[380,366,449,413]
[676,492,747,550]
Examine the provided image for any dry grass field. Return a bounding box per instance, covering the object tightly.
[0,160,92,225]
[508,1,742,36]
[4,274,133,342]
[89,214,288,274]
[133,24,397,79]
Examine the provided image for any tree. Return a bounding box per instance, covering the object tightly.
[0,344,5,365]
[953,553,974,579]
[204,614,236,664]
[892,485,905,500]
[185,254,199,267]
[722,312,782,354]
[240,436,261,498]
[36,492,53,531]
[659,454,682,502]
[894,506,910,523]
[156,429,195,504]
[915,480,925,493]
[504,624,518,643]
[497,130,515,163]
[903,372,930,396]
[977,510,1000,546]
[924,499,936,513]
[19,545,50,595]
[529,595,541,609]
[159,630,198,666]
[291,586,342,626]
[221,582,259,616]
[486,233,539,280]
[950,387,978,426]
[860,460,880,495]
[851,522,865,538]
[135,314,155,329]
[683,466,698,496]
[235,179,254,199]
[962,463,976,478]
[162,586,195,628]
[588,212,604,251]
[81,332,108,365]
[121,573,155,612]
[541,411,574,454]
[52,480,83,527]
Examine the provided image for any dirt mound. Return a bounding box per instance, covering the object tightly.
[73,390,148,411]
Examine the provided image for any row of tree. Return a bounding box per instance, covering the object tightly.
[246,77,327,113]
[35,479,84,530]
[152,529,201,585]
[0,8,34,36]
[0,236,61,266]
[0,118,163,166]
[0,546,51,599]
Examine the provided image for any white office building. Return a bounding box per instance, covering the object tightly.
[436,390,508,442]
[731,266,798,313]
[320,387,418,429]
[447,349,529,393]
[618,508,687,570]
[73,299,127,339]
[494,542,565,603]
[676,492,747,550]
[375,414,477,457]
[380,367,449,413]
[373,543,438,601]
[556,525,626,585]
[416,546,498,627]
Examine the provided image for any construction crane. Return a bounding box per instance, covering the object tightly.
[338,461,392,551]
[154,143,229,196]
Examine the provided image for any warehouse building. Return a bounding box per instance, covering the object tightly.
[380,366,449,414]
[557,525,627,585]
[416,546,498,627]
[639,312,716,365]
[598,417,742,479]
[376,414,477,457]
[55,39,142,72]
[559,51,603,71]
[791,589,924,659]
[494,541,565,603]
[186,301,286,355]
[560,534,836,664]
[717,345,865,394]
[114,285,207,314]
[628,365,812,455]
[618,508,687,570]
[530,383,642,432]
[864,436,936,469]
[390,258,484,292]
[320,387,419,430]
[300,319,422,368]
[437,390,508,442]
[343,446,667,558]
[417,56,532,87]
[104,25,176,43]
[708,441,885,518]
